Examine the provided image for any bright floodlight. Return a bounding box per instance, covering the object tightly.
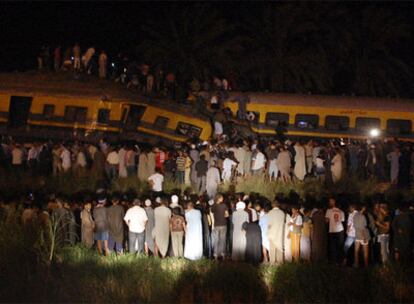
[370,128,380,137]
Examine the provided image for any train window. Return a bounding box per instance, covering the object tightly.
[121,108,128,123]
[64,106,87,123]
[154,116,169,129]
[64,106,77,121]
[386,119,412,135]
[97,109,110,124]
[325,115,350,131]
[295,114,319,129]
[265,112,289,127]
[176,122,202,138]
[43,104,55,118]
[356,117,380,131]
[75,107,87,123]
[125,105,146,128]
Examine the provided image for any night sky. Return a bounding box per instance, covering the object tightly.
[1,2,414,97]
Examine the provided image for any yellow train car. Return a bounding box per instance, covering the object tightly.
[223,92,414,141]
[0,73,212,144]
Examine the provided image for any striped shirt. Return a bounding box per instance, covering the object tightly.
[176,156,186,171]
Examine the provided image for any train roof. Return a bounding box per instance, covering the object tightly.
[0,71,143,100]
[2,72,414,113]
[227,92,414,112]
[0,72,208,119]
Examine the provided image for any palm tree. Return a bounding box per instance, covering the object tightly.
[239,3,332,94]
[137,4,240,87]
[331,6,412,97]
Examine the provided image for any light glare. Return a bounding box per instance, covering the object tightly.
[370,128,380,137]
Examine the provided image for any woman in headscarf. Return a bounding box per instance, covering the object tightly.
[243,220,262,265]
[231,201,249,261]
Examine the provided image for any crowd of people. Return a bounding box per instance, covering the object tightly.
[2,136,414,190]
[36,43,234,103]
[1,135,414,266]
[5,183,414,266]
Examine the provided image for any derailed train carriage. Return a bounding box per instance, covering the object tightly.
[1,72,413,144]
[224,92,414,142]
[0,73,212,144]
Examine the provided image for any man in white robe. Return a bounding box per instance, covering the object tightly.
[184,202,203,260]
[206,161,221,199]
[294,142,306,181]
[153,198,171,258]
[267,200,285,264]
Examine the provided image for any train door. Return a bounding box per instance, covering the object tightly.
[8,96,32,128]
[121,104,146,131]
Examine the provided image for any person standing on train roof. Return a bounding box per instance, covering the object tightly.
[53,46,61,71]
[99,50,108,78]
[72,43,81,71]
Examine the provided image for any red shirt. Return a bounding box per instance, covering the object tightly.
[156,151,166,170]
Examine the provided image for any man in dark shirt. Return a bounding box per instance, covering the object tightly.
[93,198,110,256]
[163,152,176,181]
[195,155,208,194]
[107,196,125,254]
[210,194,229,260]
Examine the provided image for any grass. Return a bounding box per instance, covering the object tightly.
[1,170,414,302]
[1,209,414,303]
[2,168,412,204]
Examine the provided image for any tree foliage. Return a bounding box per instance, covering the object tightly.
[136,3,413,97]
[138,4,238,85]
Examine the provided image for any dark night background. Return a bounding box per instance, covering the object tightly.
[1,2,414,97]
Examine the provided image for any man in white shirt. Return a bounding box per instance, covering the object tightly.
[148,168,164,195]
[222,152,237,182]
[214,121,223,139]
[27,144,39,170]
[251,147,266,176]
[343,204,357,265]
[124,199,148,254]
[325,197,345,264]
[106,147,119,180]
[60,144,71,172]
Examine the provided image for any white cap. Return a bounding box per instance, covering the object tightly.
[145,199,152,207]
[236,201,246,210]
[171,195,179,204]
